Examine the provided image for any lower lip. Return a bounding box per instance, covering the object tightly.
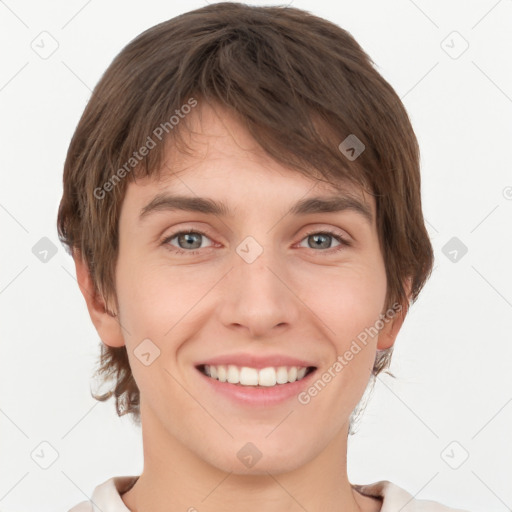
[196,367,317,406]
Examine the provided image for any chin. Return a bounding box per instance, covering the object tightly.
[200,438,315,476]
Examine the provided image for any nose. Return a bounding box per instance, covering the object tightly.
[217,243,301,339]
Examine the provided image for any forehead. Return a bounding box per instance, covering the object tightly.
[126,101,375,222]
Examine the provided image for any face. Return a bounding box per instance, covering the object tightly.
[112,102,390,474]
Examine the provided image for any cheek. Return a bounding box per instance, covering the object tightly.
[114,261,192,399]
[298,262,387,342]
[300,267,385,412]
[116,259,203,333]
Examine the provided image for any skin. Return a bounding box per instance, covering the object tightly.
[75,101,411,512]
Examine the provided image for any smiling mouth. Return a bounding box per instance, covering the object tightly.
[197,364,316,387]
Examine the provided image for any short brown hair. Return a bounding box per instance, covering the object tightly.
[57,2,434,427]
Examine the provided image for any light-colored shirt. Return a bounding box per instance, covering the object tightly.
[68,475,471,512]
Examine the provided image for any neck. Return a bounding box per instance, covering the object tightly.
[121,403,378,512]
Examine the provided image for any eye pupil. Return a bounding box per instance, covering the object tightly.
[310,233,330,249]
[179,232,202,249]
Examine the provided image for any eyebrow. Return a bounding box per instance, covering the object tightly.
[139,193,373,225]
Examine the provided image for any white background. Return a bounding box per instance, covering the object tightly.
[1,1,511,511]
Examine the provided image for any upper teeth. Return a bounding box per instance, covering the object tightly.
[203,365,309,387]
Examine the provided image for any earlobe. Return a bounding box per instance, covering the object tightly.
[377,306,406,350]
[377,278,413,350]
[72,249,125,348]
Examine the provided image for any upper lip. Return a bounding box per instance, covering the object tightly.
[196,353,317,370]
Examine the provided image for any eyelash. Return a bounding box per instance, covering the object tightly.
[161,228,351,256]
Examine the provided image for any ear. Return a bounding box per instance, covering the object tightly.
[73,249,125,348]
[377,277,412,350]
